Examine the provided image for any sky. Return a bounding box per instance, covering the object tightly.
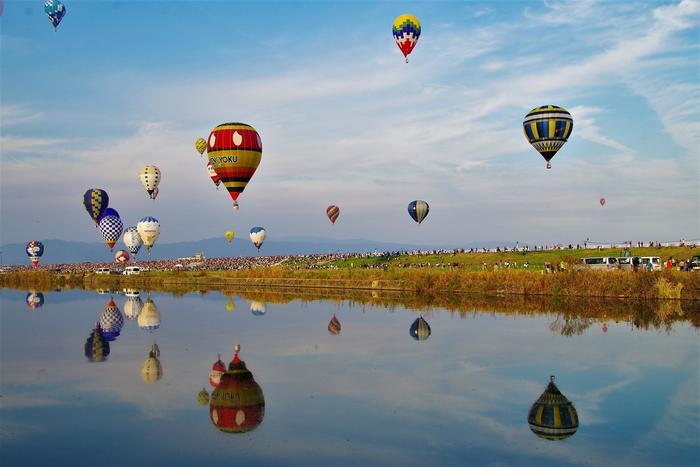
[1,0,699,247]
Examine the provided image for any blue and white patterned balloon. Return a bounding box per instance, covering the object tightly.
[44,0,66,30]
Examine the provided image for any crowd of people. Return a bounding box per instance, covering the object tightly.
[4,240,698,274]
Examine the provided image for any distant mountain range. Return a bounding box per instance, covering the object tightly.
[0,237,516,266]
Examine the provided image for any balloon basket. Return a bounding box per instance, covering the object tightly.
[546,161,552,169]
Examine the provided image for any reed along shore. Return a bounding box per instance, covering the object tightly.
[3,267,698,301]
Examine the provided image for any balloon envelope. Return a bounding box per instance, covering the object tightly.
[408,200,429,224]
[115,250,130,263]
[523,105,573,169]
[44,0,66,30]
[137,217,160,254]
[123,227,143,255]
[25,241,45,267]
[600,197,606,206]
[225,231,235,244]
[393,14,421,61]
[410,316,431,341]
[139,165,161,199]
[83,188,109,224]
[249,227,266,251]
[195,138,207,155]
[99,210,123,251]
[326,205,340,225]
[207,122,262,207]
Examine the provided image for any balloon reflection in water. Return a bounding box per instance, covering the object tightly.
[527,376,579,441]
[123,295,143,320]
[138,297,160,331]
[209,345,265,434]
[99,298,124,341]
[84,324,110,362]
[410,316,431,341]
[209,355,226,388]
[250,301,266,316]
[328,314,341,335]
[141,343,163,383]
[26,291,45,310]
[226,297,235,312]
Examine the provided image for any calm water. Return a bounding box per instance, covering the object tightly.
[1,289,698,466]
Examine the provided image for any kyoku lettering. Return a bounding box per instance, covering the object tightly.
[210,156,238,164]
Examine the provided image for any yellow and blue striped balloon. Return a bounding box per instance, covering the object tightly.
[523,105,573,169]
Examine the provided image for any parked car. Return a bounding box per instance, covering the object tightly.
[616,257,634,270]
[582,257,619,270]
[640,256,661,271]
[123,266,142,275]
[95,268,111,275]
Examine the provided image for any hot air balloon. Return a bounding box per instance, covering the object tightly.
[198,388,210,406]
[25,240,45,267]
[209,354,226,388]
[99,208,123,252]
[138,297,160,331]
[207,122,262,210]
[326,205,340,225]
[527,376,579,441]
[523,105,573,169]
[26,291,45,310]
[249,227,266,251]
[393,14,421,63]
[84,324,110,362]
[226,297,235,311]
[44,0,66,30]
[115,250,130,263]
[250,301,266,316]
[599,197,605,206]
[225,231,235,244]
[410,316,431,341]
[195,137,207,156]
[209,345,265,434]
[99,298,124,342]
[136,217,160,255]
[139,165,161,200]
[123,227,143,256]
[141,343,163,383]
[207,161,221,190]
[408,200,429,224]
[328,314,341,335]
[83,188,109,225]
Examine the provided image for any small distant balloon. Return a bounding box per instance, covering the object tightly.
[136,216,160,255]
[44,0,66,30]
[195,138,207,156]
[25,240,45,267]
[225,231,235,244]
[115,250,130,263]
[408,200,429,224]
[249,227,266,251]
[326,205,340,225]
[139,165,161,200]
[393,14,421,63]
[599,197,606,206]
[250,301,267,316]
[99,208,123,251]
[83,188,109,225]
[123,227,143,256]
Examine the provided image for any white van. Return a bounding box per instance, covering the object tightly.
[123,266,142,275]
[582,257,619,270]
[640,257,661,271]
[95,268,111,275]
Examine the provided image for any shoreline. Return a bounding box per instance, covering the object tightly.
[3,268,698,301]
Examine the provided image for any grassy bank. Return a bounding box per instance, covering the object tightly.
[3,267,698,300]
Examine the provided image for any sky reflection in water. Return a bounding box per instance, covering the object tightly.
[1,289,698,466]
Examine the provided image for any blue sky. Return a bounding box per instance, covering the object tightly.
[1,0,699,246]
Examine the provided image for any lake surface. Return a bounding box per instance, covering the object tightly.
[1,288,698,466]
